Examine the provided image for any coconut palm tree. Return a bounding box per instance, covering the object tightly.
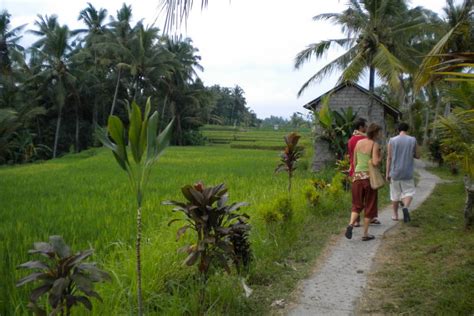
[30,16,77,158]
[160,36,205,144]
[294,0,432,97]
[415,0,473,90]
[0,10,26,76]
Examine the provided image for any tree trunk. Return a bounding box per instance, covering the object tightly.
[422,104,430,146]
[52,105,63,159]
[160,96,168,133]
[92,98,99,146]
[136,205,143,315]
[431,91,442,139]
[110,67,122,116]
[75,102,80,153]
[464,176,474,229]
[369,66,375,93]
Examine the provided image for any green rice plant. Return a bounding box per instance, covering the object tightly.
[16,236,110,315]
[96,98,173,315]
[164,182,251,308]
[275,132,303,194]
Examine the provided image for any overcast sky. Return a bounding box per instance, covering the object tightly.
[3,0,448,118]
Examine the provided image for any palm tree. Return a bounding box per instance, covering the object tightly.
[294,0,430,97]
[30,16,77,158]
[0,10,26,76]
[106,3,135,115]
[76,3,109,136]
[415,0,473,90]
[160,36,204,143]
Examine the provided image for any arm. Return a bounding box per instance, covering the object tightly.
[386,142,392,181]
[414,142,421,159]
[353,143,358,168]
[371,142,381,166]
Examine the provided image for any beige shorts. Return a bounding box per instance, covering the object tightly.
[390,179,416,201]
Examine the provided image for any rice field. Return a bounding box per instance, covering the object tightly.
[200,125,312,150]
[0,133,349,315]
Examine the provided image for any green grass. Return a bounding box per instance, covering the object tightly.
[0,145,350,315]
[360,173,474,315]
[201,125,312,150]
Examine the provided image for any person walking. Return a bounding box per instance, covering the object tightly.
[347,118,381,227]
[386,122,421,222]
[345,123,383,241]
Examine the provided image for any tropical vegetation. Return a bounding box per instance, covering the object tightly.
[0,5,258,164]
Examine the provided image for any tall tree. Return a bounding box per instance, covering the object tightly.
[294,0,430,97]
[30,16,77,157]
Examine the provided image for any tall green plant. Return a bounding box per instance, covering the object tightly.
[275,132,303,194]
[97,98,173,315]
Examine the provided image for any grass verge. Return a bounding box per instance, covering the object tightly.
[357,172,474,315]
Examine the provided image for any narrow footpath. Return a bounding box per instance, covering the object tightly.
[287,160,440,316]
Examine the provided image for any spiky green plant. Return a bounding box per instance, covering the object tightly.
[97,97,173,315]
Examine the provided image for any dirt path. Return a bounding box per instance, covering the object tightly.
[286,160,440,316]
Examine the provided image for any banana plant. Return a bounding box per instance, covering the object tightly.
[96,97,173,315]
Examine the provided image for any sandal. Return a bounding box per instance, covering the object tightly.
[362,235,375,241]
[370,219,381,225]
[353,222,361,227]
[345,225,353,239]
[391,216,399,221]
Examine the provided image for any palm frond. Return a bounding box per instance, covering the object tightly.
[372,43,406,91]
[294,38,353,69]
[160,0,209,33]
[340,51,366,84]
[297,46,358,97]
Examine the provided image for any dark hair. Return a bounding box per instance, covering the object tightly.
[353,118,367,131]
[397,122,409,132]
[367,123,382,140]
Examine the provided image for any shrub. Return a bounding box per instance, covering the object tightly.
[428,138,443,166]
[327,173,345,197]
[182,130,207,146]
[164,182,252,276]
[16,236,110,315]
[261,196,293,224]
[303,183,321,206]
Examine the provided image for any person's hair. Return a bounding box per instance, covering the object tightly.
[367,123,382,140]
[353,118,367,131]
[397,122,409,132]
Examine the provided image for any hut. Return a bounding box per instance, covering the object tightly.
[303,81,402,171]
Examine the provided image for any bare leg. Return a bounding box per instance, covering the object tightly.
[363,217,370,237]
[402,196,413,209]
[349,212,359,226]
[392,201,399,219]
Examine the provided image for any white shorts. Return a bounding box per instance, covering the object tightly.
[390,179,416,201]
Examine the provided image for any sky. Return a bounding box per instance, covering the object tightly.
[2,0,449,119]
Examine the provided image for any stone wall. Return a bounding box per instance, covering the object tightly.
[311,86,389,171]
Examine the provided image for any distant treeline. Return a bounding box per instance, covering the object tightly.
[0,4,259,164]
